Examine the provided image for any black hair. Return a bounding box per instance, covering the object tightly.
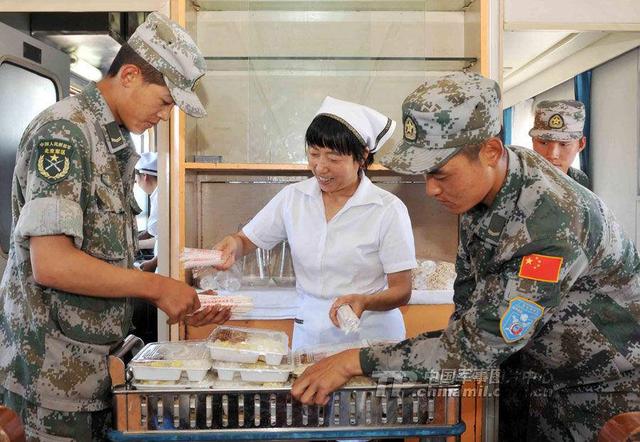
[459,127,505,160]
[107,43,166,86]
[305,115,374,169]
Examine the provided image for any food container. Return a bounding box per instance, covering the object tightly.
[129,341,211,382]
[132,373,216,390]
[207,326,288,365]
[211,359,293,383]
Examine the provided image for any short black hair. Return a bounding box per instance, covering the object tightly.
[305,115,374,169]
[459,127,505,160]
[107,43,166,86]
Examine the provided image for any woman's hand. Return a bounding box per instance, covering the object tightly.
[213,232,257,271]
[329,294,368,327]
[213,235,241,270]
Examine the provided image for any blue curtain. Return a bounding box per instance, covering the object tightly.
[574,71,592,175]
[502,107,513,145]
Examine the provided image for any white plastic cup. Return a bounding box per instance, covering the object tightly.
[337,304,360,334]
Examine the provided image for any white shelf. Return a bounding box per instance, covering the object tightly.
[205,56,477,71]
[195,0,473,12]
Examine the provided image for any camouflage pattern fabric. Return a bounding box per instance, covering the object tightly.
[0,386,111,442]
[0,82,140,413]
[567,166,591,189]
[379,72,501,175]
[361,146,640,440]
[128,12,207,118]
[529,99,585,142]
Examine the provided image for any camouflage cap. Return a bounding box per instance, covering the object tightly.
[529,100,585,142]
[381,72,501,175]
[128,12,207,118]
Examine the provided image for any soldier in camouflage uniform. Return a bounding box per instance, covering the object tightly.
[530,100,591,188]
[0,13,230,441]
[292,72,640,441]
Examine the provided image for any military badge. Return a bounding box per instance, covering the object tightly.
[500,296,544,343]
[36,139,73,184]
[518,253,563,283]
[192,74,204,92]
[404,115,418,142]
[548,113,565,129]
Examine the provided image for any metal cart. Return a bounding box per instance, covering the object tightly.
[108,336,466,441]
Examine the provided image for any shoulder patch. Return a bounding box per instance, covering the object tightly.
[518,253,563,283]
[500,296,544,343]
[36,139,73,184]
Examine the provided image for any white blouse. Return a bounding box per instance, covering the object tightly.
[243,174,417,300]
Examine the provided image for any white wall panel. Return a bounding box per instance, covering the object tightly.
[591,48,639,241]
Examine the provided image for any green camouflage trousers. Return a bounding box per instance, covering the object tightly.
[499,363,640,441]
[0,387,111,442]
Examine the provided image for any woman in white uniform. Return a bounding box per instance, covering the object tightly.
[215,97,417,350]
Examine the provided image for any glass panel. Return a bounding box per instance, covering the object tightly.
[189,1,474,164]
[0,62,57,254]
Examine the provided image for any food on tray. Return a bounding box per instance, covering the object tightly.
[412,259,456,290]
[212,358,293,383]
[129,341,212,382]
[213,335,285,353]
[215,327,249,344]
[208,326,288,365]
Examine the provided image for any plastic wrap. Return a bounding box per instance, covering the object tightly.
[129,341,211,382]
[207,326,288,365]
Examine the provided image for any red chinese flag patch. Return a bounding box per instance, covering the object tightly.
[518,254,563,283]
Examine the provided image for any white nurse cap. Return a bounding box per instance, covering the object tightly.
[315,96,396,153]
[135,152,158,176]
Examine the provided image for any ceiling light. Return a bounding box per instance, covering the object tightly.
[70,57,102,82]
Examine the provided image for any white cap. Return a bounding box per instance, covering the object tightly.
[135,152,158,176]
[315,96,396,153]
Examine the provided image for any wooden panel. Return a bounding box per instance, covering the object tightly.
[399,304,454,338]
[185,174,198,248]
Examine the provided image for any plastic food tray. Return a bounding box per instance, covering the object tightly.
[211,359,293,383]
[207,326,288,365]
[132,373,216,390]
[129,341,211,382]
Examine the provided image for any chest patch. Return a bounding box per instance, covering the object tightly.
[36,139,73,184]
[500,296,544,343]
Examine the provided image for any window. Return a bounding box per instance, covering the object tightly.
[0,61,58,255]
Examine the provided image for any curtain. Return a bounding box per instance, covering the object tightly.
[502,107,513,145]
[574,71,592,175]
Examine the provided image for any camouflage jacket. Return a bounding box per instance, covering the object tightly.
[567,166,591,189]
[0,83,140,412]
[361,146,640,390]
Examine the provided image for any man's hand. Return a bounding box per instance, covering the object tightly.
[329,294,367,327]
[291,349,363,405]
[150,278,201,324]
[140,256,157,272]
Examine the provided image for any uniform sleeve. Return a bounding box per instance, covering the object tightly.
[13,120,90,249]
[360,239,590,378]
[242,187,289,250]
[378,200,417,274]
